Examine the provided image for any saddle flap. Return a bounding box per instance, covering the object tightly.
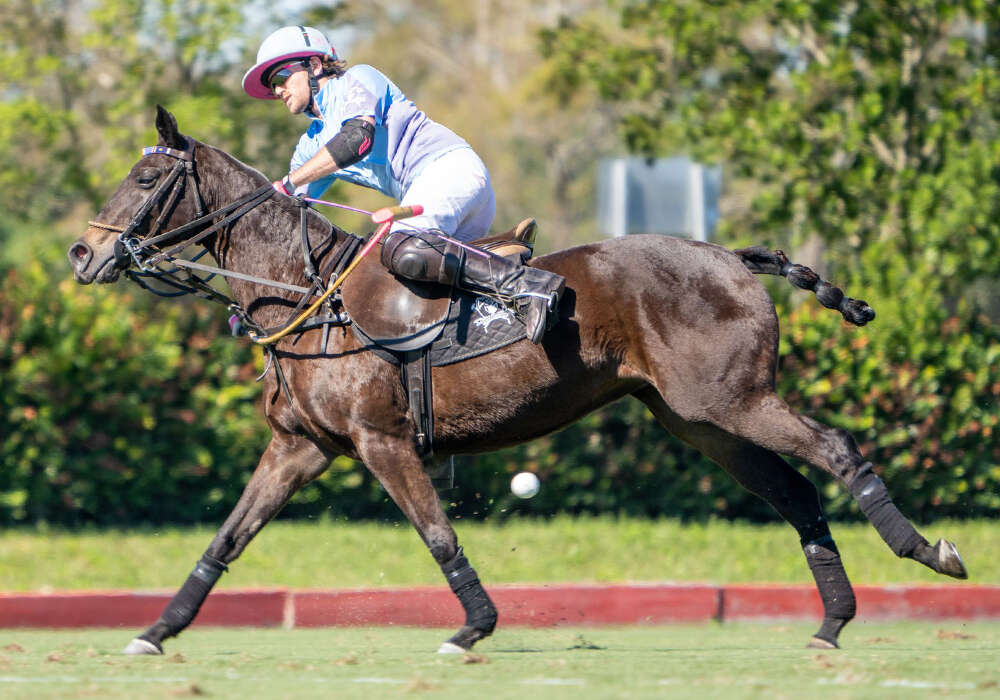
[341,250,453,348]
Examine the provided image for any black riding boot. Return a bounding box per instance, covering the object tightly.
[381,230,565,343]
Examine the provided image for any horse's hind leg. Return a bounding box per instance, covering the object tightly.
[356,435,497,653]
[124,430,330,655]
[703,390,967,579]
[636,389,855,648]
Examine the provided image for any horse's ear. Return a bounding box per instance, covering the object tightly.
[155,105,186,150]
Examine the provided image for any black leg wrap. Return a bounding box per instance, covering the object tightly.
[803,536,856,643]
[849,468,927,558]
[144,554,227,642]
[815,617,849,646]
[441,547,498,634]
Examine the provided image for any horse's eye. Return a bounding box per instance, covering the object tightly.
[136,168,160,189]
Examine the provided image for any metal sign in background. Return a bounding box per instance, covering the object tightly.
[598,156,722,241]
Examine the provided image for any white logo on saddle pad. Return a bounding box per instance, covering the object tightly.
[473,297,514,332]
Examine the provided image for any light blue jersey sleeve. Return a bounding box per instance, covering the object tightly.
[288,65,466,200]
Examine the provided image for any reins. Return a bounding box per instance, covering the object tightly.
[89,142,423,349]
[246,204,418,345]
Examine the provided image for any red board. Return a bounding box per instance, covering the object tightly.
[0,589,286,628]
[293,584,720,628]
[1,584,998,628]
[720,584,1000,621]
[721,585,824,620]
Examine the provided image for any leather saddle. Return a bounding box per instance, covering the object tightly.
[340,219,536,350]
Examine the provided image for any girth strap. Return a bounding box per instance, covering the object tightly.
[401,348,434,461]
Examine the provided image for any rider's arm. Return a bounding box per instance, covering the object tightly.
[280,116,375,192]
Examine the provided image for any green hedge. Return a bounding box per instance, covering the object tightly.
[1,255,265,525]
[1,248,997,526]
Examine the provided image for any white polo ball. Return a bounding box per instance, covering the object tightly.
[510,471,540,499]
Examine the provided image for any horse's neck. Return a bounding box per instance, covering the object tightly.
[196,145,342,327]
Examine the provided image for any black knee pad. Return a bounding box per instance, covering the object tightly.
[381,230,462,284]
[396,251,430,278]
[382,232,430,278]
[380,231,416,270]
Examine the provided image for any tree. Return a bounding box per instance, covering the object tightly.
[541,1,1000,297]
[0,0,313,252]
[539,0,1000,521]
[327,0,618,250]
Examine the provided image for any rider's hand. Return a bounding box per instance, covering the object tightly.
[272,175,295,195]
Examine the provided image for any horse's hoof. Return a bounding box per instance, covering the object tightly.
[123,638,163,655]
[437,642,466,655]
[806,636,839,650]
[934,539,968,579]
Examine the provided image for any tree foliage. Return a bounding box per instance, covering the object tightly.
[542,1,1000,297]
[3,244,996,525]
[534,0,1000,520]
[0,0,310,247]
[0,1,996,526]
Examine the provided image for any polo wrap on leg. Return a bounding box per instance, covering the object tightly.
[441,547,497,632]
[156,554,228,637]
[803,535,856,624]
[849,467,927,558]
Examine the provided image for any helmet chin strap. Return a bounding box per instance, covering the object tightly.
[305,66,322,119]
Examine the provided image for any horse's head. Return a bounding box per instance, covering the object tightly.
[68,106,205,284]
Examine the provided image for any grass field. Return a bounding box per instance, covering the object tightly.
[1,516,997,591]
[0,622,997,699]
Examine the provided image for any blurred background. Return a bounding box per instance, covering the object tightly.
[1,0,997,529]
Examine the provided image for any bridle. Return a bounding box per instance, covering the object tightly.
[88,142,361,348]
[86,141,429,410]
[93,143,276,278]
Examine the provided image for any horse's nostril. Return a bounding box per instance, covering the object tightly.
[68,242,93,272]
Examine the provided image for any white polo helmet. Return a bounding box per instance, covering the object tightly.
[243,25,337,100]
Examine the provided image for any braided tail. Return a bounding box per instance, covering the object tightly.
[735,246,875,326]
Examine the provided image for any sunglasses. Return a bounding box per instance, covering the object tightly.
[267,61,307,92]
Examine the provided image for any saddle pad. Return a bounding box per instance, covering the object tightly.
[351,291,527,367]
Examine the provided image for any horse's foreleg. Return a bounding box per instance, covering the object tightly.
[636,389,855,648]
[708,392,967,579]
[124,431,329,655]
[358,436,497,653]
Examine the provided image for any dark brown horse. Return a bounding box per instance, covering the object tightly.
[68,107,966,656]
